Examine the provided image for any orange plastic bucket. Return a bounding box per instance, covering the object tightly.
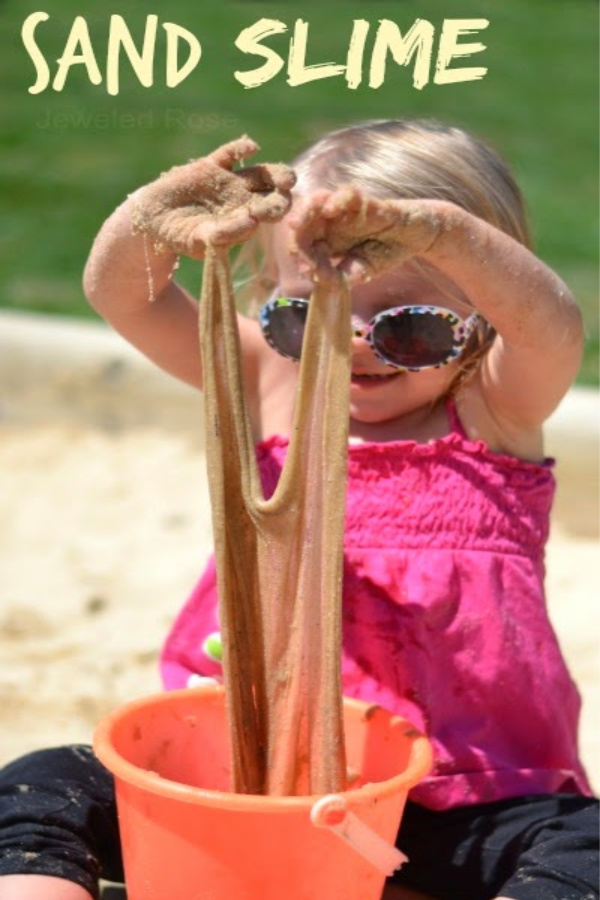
[94,685,432,900]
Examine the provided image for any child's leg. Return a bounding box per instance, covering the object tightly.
[390,794,599,900]
[490,795,598,900]
[0,874,93,899]
[0,746,122,900]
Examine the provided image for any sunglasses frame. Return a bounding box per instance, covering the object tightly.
[259,296,481,372]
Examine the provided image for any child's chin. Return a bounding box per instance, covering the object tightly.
[349,400,400,425]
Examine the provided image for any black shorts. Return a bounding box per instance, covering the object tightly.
[393,793,599,899]
[0,745,598,900]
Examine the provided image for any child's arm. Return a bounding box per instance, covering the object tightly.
[289,189,583,430]
[83,137,295,390]
[412,201,583,430]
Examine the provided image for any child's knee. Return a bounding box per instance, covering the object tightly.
[0,874,95,900]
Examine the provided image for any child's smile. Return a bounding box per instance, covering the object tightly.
[351,371,400,384]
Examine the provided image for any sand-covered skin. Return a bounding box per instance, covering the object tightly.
[289,186,448,277]
[130,137,295,258]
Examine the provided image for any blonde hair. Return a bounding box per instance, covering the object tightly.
[293,119,531,244]
[235,118,532,389]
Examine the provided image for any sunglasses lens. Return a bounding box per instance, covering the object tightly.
[373,311,456,368]
[267,303,308,359]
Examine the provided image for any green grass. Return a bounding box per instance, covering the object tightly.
[1,0,598,383]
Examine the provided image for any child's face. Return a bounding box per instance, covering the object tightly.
[271,221,473,426]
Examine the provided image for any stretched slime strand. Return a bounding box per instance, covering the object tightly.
[199,246,351,796]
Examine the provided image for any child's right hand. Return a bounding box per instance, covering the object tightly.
[130,136,296,258]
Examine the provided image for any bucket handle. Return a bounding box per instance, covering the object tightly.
[310,794,408,876]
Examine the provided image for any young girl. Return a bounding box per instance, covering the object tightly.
[0,119,597,900]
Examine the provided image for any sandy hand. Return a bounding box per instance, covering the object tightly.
[289,187,447,278]
[131,136,296,258]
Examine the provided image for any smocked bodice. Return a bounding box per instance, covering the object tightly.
[256,432,555,556]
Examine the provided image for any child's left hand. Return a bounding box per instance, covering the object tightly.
[288,187,448,277]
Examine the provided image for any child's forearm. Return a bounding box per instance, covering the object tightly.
[421,201,582,354]
[83,195,205,389]
[83,194,182,315]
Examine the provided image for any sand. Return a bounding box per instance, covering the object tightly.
[0,311,598,795]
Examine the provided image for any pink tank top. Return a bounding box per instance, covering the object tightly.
[160,402,591,809]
